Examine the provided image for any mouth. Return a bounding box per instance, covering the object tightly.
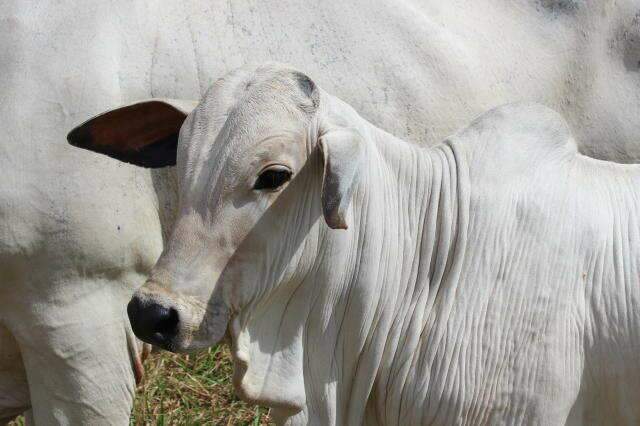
[148,332,178,352]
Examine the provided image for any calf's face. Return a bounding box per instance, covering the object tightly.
[67,64,364,353]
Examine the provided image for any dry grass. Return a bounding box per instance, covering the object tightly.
[132,345,272,425]
[9,345,272,426]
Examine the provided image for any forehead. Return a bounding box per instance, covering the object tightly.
[177,66,318,187]
[181,65,318,166]
[202,65,317,131]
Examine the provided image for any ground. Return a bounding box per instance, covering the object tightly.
[9,345,272,425]
[131,345,272,425]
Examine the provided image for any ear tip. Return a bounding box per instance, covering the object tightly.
[325,214,349,230]
[66,123,91,148]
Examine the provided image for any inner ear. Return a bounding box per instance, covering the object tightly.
[67,101,190,168]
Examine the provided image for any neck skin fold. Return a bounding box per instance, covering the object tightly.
[281,110,470,424]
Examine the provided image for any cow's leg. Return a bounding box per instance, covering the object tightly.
[3,276,138,426]
[0,324,30,425]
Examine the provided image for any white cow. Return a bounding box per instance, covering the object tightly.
[70,63,640,425]
[3,0,639,423]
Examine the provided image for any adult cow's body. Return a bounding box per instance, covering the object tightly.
[2,0,640,423]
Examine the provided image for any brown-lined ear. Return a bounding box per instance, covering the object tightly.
[319,127,365,230]
[67,99,197,168]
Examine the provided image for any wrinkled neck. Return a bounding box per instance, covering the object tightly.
[297,118,468,424]
[363,124,465,303]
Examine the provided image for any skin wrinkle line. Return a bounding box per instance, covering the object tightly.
[386,159,429,424]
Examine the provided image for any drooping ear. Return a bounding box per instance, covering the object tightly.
[67,99,197,168]
[319,127,365,230]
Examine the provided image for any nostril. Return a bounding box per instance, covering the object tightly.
[127,296,180,350]
[156,307,179,335]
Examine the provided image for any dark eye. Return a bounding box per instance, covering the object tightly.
[253,166,292,191]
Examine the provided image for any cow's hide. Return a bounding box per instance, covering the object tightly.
[1,0,639,423]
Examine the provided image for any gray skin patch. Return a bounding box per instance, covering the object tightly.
[294,72,315,98]
[537,0,580,13]
[610,11,640,72]
[293,72,320,113]
[622,13,640,72]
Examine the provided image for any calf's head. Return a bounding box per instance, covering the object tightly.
[68,64,366,359]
